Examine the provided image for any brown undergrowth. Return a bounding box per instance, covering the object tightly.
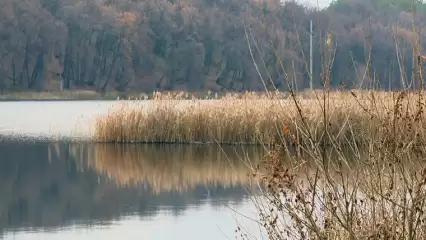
[238,87,426,239]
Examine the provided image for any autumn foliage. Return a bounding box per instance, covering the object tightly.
[0,0,425,93]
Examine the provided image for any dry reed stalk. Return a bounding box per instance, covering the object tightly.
[244,87,426,240]
[246,140,426,239]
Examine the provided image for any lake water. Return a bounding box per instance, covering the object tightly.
[0,101,266,240]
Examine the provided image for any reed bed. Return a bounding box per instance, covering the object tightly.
[93,90,426,147]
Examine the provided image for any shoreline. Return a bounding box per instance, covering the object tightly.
[0,89,413,102]
[0,98,118,102]
[0,90,138,102]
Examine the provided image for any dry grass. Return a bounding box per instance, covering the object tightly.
[249,148,426,239]
[238,88,426,240]
[93,90,426,147]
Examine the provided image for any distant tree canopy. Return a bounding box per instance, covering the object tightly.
[330,0,426,12]
[0,0,424,93]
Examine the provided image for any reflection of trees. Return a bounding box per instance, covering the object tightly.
[0,141,262,232]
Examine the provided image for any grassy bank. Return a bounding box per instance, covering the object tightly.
[0,89,281,101]
[0,90,118,101]
[93,90,426,147]
[0,90,184,101]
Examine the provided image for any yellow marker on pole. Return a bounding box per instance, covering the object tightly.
[326,32,332,46]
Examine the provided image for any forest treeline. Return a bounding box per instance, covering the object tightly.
[0,0,425,93]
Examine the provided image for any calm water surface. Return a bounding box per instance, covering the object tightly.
[0,100,225,141]
[0,101,265,240]
[0,101,127,140]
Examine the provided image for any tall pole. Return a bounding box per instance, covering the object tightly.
[60,76,63,92]
[310,19,313,90]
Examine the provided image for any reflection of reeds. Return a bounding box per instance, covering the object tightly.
[91,144,264,194]
[48,143,96,172]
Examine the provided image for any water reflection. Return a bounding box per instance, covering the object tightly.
[90,144,262,192]
[0,141,264,239]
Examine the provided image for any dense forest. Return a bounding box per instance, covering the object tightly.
[0,0,425,93]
